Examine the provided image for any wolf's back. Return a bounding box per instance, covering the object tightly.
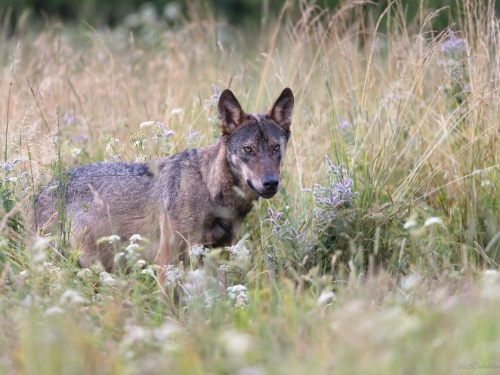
[35,161,158,232]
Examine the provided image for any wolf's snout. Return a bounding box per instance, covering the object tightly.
[262,176,279,191]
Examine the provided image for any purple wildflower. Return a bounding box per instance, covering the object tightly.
[0,159,21,171]
[63,113,77,126]
[337,116,352,129]
[185,127,201,142]
[204,84,221,105]
[156,122,175,138]
[442,30,467,54]
[313,157,359,208]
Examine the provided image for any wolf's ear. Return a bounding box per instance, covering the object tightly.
[266,88,294,132]
[218,89,247,135]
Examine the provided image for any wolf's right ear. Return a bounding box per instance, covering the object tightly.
[218,89,246,135]
[266,88,294,132]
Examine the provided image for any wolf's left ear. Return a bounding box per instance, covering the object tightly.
[218,89,247,135]
[266,88,294,132]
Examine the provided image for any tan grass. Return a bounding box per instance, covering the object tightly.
[1,0,500,373]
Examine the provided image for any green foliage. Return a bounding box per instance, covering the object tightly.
[2,0,497,32]
[0,161,27,265]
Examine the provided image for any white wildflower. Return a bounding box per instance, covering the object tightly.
[108,235,121,243]
[135,259,147,269]
[403,219,418,229]
[126,243,141,252]
[135,156,147,162]
[42,262,62,278]
[19,270,29,279]
[33,236,50,252]
[226,240,251,260]
[76,268,92,279]
[317,291,335,305]
[170,108,183,115]
[114,252,125,262]
[21,295,41,307]
[163,2,180,21]
[227,285,249,309]
[186,269,206,283]
[401,273,421,291]
[140,121,155,128]
[105,139,119,153]
[100,271,118,286]
[424,217,445,227]
[71,148,82,157]
[190,245,209,262]
[201,290,217,309]
[153,322,182,342]
[121,325,151,348]
[141,268,155,277]
[60,289,88,305]
[129,234,143,243]
[162,265,184,287]
[44,306,65,316]
[90,263,105,274]
[183,269,211,294]
[220,330,253,357]
[481,269,500,300]
[49,283,62,296]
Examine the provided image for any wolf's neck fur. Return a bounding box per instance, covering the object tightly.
[201,139,258,210]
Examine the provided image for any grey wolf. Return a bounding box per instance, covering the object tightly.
[35,88,294,275]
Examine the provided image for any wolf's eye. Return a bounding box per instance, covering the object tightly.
[273,144,280,151]
[243,146,252,153]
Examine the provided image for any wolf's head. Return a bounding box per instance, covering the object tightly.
[218,88,294,199]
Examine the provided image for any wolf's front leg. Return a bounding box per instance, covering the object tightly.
[154,214,174,289]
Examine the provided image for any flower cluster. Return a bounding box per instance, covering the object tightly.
[131,130,148,161]
[0,159,21,171]
[141,120,175,156]
[205,84,221,141]
[190,245,210,263]
[100,133,125,160]
[185,126,202,147]
[439,29,470,108]
[227,285,249,309]
[162,264,185,287]
[312,157,358,208]
[218,240,253,284]
[441,29,467,55]
[205,84,221,106]
[266,208,305,243]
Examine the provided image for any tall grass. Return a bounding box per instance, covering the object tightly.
[1,0,500,373]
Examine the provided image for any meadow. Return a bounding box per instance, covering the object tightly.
[2,0,500,373]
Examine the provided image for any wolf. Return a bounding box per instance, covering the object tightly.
[35,88,294,276]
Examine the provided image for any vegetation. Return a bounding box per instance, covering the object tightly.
[1,0,500,373]
[1,0,490,31]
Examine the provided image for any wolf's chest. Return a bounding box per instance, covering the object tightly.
[209,217,234,247]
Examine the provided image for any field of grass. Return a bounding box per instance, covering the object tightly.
[2,0,500,373]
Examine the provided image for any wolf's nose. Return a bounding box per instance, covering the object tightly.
[262,176,279,191]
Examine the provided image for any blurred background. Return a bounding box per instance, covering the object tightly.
[2,0,498,33]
